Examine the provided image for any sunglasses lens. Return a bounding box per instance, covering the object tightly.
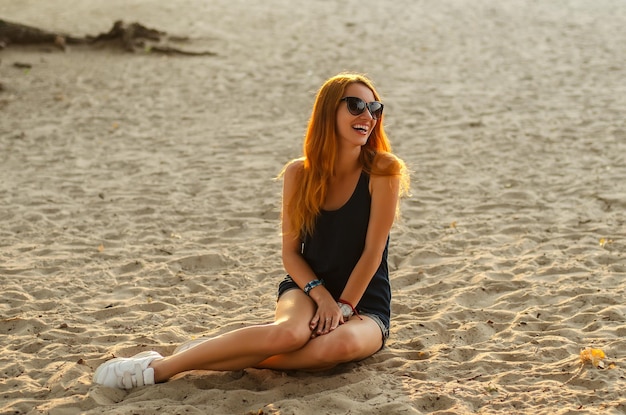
[346,97,366,116]
[369,102,383,120]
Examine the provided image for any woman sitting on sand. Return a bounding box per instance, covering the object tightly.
[93,72,410,389]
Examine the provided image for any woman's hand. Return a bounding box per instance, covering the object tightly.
[308,287,344,337]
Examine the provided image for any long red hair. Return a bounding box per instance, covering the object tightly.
[282,73,409,238]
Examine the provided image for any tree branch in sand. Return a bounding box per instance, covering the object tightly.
[0,19,217,56]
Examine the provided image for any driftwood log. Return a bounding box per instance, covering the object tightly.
[0,19,216,56]
[0,19,84,49]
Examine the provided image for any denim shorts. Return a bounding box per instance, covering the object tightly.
[277,276,390,347]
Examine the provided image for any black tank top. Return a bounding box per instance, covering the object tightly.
[301,172,391,326]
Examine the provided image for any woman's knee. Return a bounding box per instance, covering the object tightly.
[311,330,369,365]
[271,322,311,353]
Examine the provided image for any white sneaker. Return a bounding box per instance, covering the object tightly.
[93,351,163,389]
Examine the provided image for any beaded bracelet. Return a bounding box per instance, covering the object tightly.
[338,299,363,320]
[303,279,324,296]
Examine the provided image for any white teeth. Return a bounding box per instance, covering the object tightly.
[353,124,368,132]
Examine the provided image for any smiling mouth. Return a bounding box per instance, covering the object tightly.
[353,124,369,134]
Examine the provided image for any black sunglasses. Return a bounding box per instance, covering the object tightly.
[340,97,384,120]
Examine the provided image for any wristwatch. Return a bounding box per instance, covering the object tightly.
[338,302,354,319]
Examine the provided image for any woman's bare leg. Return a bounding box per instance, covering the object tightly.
[256,315,383,371]
[150,290,315,382]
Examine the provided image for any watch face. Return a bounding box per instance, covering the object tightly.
[339,303,353,319]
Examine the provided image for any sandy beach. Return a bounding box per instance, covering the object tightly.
[1,0,625,413]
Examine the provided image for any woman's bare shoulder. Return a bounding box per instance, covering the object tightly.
[370,151,410,198]
[280,157,305,183]
[286,157,305,170]
[372,151,405,174]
